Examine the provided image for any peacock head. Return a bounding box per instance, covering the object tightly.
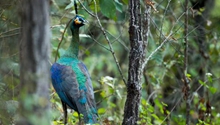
[70,15,87,31]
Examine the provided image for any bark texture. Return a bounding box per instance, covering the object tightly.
[17,0,50,124]
[122,0,145,124]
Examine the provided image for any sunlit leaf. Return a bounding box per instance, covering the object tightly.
[161,102,168,107]
[98,108,106,114]
[100,91,106,97]
[151,114,159,120]
[186,73,191,78]
[116,89,122,99]
[209,87,217,94]
[72,111,79,117]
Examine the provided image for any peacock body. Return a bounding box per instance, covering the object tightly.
[51,15,98,124]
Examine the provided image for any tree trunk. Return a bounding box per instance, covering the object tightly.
[122,0,145,124]
[17,0,50,124]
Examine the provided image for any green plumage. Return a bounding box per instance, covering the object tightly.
[51,15,98,124]
[57,57,86,87]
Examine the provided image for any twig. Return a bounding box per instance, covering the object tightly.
[78,0,95,17]
[141,2,195,69]
[142,32,172,70]
[0,27,20,36]
[160,96,183,125]
[79,0,127,85]
[159,0,171,43]
[89,35,111,51]
[0,33,20,39]
[106,30,129,51]
[147,90,156,102]
[96,94,113,106]
[54,19,72,62]
[93,0,127,85]
[190,77,220,103]
[141,10,186,69]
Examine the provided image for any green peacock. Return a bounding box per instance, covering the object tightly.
[51,15,98,124]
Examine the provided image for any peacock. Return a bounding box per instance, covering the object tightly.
[51,15,98,124]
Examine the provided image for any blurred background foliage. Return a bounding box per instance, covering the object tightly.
[0,0,220,124]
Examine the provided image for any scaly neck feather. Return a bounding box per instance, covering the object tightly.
[64,26,79,58]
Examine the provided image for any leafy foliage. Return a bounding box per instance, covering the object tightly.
[1,0,220,124]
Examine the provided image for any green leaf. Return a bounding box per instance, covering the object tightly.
[99,0,117,20]
[151,114,159,120]
[161,101,168,107]
[109,102,116,108]
[199,80,206,86]
[101,76,115,88]
[100,91,106,97]
[116,89,122,99]
[72,112,79,117]
[114,0,123,13]
[208,76,213,83]
[141,99,147,105]
[98,108,106,114]
[209,87,217,94]
[89,0,100,13]
[186,73,191,78]
[147,105,154,113]
[122,0,128,4]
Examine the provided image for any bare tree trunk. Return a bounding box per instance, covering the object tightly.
[17,0,50,124]
[122,0,145,124]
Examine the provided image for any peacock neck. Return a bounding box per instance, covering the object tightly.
[64,27,79,59]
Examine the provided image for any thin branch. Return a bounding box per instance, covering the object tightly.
[96,94,113,106]
[161,77,220,125]
[78,0,95,17]
[79,0,127,85]
[141,10,185,69]
[142,32,172,69]
[0,33,20,39]
[0,27,20,36]
[159,0,172,43]
[93,0,126,85]
[142,4,195,69]
[54,19,72,62]
[190,77,220,103]
[106,30,129,51]
[160,96,183,125]
[89,35,111,51]
[147,90,157,102]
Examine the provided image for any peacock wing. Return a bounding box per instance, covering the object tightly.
[51,63,79,111]
[51,62,97,123]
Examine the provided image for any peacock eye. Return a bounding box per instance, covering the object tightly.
[74,17,81,25]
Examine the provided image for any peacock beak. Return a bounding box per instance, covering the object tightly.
[82,20,89,25]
